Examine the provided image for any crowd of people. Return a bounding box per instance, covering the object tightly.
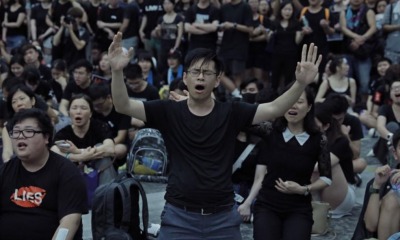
[0,0,399,239]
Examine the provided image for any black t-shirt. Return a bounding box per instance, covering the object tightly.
[38,64,53,83]
[82,1,103,35]
[127,84,160,101]
[219,1,253,60]
[92,107,131,138]
[0,152,88,240]
[343,114,364,141]
[372,85,390,106]
[50,0,73,27]
[301,8,332,55]
[378,104,399,124]
[157,14,184,49]
[141,0,164,38]
[330,136,355,184]
[33,80,53,101]
[248,15,269,54]
[270,20,302,54]
[59,27,90,67]
[5,6,27,37]
[54,119,113,148]
[98,5,124,35]
[31,3,49,37]
[144,100,257,207]
[184,4,220,50]
[62,80,91,101]
[122,2,140,39]
[257,128,331,210]
[232,140,261,185]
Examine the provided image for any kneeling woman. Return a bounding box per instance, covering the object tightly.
[51,94,117,184]
[238,87,332,240]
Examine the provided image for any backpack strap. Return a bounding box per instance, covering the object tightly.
[117,173,149,238]
[324,8,330,21]
[103,182,120,227]
[300,7,308,20]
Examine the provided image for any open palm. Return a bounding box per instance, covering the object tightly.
[108,32,135,71]
[295,43,322,86]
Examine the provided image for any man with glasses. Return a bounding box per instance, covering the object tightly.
[109,32,322,239]
[0,108,88,240]
[88,82,130,169]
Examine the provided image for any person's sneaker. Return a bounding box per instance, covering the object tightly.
[147,223,161,237]
[366,149,375,157]
[368,128,377,138]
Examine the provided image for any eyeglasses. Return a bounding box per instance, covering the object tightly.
[391,86,400,91]
[9,129,44,139]
[187,69,217,78]
[93,98,107,108]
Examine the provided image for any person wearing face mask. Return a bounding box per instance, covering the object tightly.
[240,78,264,104]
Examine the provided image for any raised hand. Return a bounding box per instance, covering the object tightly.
[295,43,322,86]
[108,32,134,71]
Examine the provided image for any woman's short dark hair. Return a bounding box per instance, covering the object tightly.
[274,86,319,135]
[88,82,110,101]
[7,108,54,147]
[328,55,346,74]
[68,94,93,112]
[124,63,143,80]
[314,102,344,145]
[7,84,37,117]
[277,0,297,22]
[22,65,41,86]
[184,48,224,74]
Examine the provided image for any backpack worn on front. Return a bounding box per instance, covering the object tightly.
[91,173,149,240]
[127,128,168,183]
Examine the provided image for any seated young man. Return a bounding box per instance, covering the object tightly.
[0,108,88,239]
[89,82,131,169]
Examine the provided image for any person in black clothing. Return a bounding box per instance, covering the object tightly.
[0,108,88,240]
[120,1,140,52]
[21,65,53,106]
[184,0,220,52]
[137,51,164,89]
[52,7,90,68]
[109,32,322,239]
[21,43,52,82]
[139,0,164,62]
[51,94,117,185]
[30,0,53,44]
[89,82,131,168]
[352,129,400,240]
[314,103,356,219]
[238,87,331,240]
[2,0,27,51]
[96,0,123,52]
[269,0,304,93]
[58,59,93,117]
[219,0,254,88]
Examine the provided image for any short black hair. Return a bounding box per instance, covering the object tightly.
[88,82,110,101]
[22,65,41,86]
[124,63,143,80]
[328,55,347,74]
[7,84,37,118]
[21,43,39,55]
[184,48,223,74]
[240,78,264,92]
[72,59,93,73]
[68,93,93,112]
[324,94,349,115]
[52,59,68,72]
[376,57,392,65]
[2,77,23,92]
[7,108,54,147]
[384,64,400,87]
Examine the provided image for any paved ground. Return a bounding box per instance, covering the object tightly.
[83,135,380,240]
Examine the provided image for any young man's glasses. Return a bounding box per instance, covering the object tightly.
[187,69,217,78]
[9,129,44,139]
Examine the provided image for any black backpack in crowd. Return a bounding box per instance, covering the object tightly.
[91,172,149,240]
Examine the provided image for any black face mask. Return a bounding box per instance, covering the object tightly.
[242,93,257,104]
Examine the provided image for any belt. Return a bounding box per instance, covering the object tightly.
[168,201,234,215]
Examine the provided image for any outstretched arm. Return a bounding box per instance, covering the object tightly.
[252,44,322,124]
[109,32,146,121]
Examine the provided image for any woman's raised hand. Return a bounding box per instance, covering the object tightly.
[108,32,135,71]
